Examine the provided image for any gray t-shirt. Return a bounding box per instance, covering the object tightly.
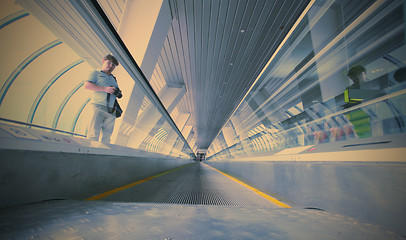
[86,70,118,108]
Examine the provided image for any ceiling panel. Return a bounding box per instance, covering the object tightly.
[156,0,310,149]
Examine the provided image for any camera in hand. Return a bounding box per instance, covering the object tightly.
[113,87,122,98]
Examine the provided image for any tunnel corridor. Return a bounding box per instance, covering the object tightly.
[1,0,406,238]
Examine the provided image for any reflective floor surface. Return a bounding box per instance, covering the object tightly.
[0,163,404,239]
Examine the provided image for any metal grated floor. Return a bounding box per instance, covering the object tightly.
[101,162,278,207]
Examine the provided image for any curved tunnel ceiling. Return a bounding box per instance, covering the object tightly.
[3,0,405,158]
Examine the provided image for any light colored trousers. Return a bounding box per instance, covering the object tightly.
[87,104,116,143]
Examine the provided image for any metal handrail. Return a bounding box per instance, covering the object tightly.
[0,117,86,137]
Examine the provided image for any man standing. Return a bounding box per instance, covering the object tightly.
[344,65,371,138]
[84,54,122,143]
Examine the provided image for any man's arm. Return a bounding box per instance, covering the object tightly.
[84,81,115,94]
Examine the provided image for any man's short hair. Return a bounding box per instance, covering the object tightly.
[104,54,119,66]
[347,65,365,80]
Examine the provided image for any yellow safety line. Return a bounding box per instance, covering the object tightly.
[204,163,292,208]
[86,163,194,201]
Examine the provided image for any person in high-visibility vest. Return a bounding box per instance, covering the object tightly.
[344,65,371,138]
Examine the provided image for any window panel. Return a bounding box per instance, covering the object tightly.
[208,0,406,160]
